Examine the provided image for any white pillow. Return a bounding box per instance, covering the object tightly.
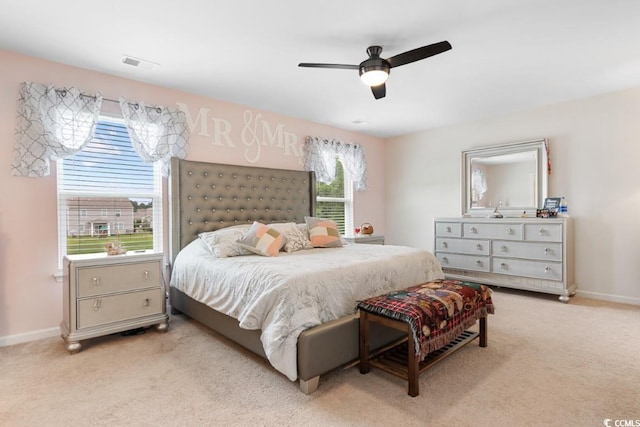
[268,222,312,252]
[198,224,252,257]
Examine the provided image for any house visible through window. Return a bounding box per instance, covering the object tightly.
[315,159,354,235]
[57,117,162,263]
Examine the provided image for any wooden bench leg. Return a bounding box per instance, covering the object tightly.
[479,316,487,348]
[407,332,419,397]
[359,311,370,374]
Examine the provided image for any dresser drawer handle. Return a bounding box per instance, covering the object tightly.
[442,256,449,264]
[144,270,150,280]
[500,245,508,252]
[476,243,483,251]
[544,266,550,274]
[476,260,483,267]
[500,263,508,270]
[544,247,551,254]
[144,298,150,307]
[92,276,99,286]
[470,227,477,233]
[445,226,451,233]
[506,228,513,234]
[92,299,102,311]
[539,228,546,235]
[442,241,448,248]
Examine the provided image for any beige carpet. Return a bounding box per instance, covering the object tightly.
[1,288,639,427]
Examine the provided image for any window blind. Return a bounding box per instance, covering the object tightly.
[315,159,353,235]
[57,118,162,262]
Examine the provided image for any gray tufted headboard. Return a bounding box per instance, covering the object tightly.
[169,157,316,263]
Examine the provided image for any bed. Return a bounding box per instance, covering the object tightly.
[168,158,444,394]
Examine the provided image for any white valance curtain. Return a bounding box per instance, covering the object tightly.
[11,82,191,178]
[11,82,103,177]
[119,98,190,177]
[303,136,369,191]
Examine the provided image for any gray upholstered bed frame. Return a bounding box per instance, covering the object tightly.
[168,157,402,394]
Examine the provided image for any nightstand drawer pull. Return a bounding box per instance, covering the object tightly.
[93,299,102,311]
[144,298,150,307]
[92,276,99,286]
[441,241,448,248]
[144,270,150,279]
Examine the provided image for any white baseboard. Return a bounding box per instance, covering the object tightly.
[0,327,59,347]
[576,290,640,306]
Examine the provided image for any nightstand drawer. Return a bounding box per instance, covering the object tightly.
[77,288,164,329]
[77,261,162,297]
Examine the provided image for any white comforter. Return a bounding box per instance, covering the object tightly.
[170,239,444,381]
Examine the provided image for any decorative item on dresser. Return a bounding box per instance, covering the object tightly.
[61,251,169,353]
[434,217,575,302]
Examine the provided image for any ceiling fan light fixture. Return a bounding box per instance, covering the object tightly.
[359,58,390,86]
[360,69,389,86]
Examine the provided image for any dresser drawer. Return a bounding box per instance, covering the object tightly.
[436,238,490,255]
[437,253,490,272]
[77,288,165,329]
[524,223,563,242]
[492,241,562,262]
[492,257,563,281]
[463,223,522,240]
[77,261,162,297]
[435,222,461,237]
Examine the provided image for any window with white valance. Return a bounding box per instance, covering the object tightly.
[303,137,369,236]
[11,82,191,262]
[303,136,368,191]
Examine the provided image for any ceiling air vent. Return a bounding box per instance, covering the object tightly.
[121,55,159,70]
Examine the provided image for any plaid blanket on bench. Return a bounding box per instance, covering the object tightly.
[357,280,495,360]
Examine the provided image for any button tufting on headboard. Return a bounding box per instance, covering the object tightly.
[170,158,316,263]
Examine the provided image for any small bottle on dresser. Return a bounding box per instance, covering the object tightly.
[559,196,569,217]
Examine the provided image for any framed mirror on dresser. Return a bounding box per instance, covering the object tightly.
[436,139,575,302]
[462,138,549,218]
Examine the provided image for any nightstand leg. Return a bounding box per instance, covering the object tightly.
[156,319,169,333]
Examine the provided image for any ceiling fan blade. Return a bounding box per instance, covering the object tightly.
[371,83,386,99]
[386,41,452,68]
[298,63,359,70]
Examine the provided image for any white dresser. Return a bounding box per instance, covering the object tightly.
[61,251,169,353]
[434,217,575,302]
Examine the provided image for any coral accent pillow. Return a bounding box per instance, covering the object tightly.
[238,221,284,257]
[305,216,343,248]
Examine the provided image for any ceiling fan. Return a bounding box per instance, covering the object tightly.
[298,41,452,99]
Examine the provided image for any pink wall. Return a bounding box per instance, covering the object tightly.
[0,49,386,342]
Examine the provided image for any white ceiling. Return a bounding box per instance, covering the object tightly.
[1,0,640,138]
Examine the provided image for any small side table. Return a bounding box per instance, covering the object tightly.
[61,251,169,353]
[344,235,385,245]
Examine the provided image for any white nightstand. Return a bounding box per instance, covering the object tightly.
[344,235,385,245]
[61,251,169,353]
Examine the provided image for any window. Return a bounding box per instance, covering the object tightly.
[315,159,354,235]
[57,117,162,263]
